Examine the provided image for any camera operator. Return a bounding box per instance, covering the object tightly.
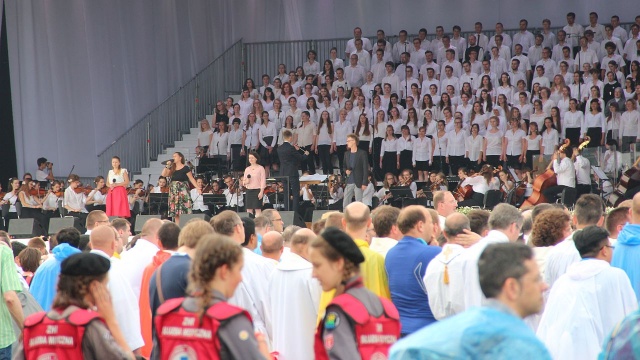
[36,157,55,188]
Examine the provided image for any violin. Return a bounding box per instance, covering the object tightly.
[160,186,170,194]
[29,188,47,197]
[127,187,146,197]
[73,186,93,195]
[99,186,108,195]
[52,190,64,198]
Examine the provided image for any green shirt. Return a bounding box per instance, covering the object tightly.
[0,245,23,347]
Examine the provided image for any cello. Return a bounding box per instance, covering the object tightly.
[520,139,570,208]
[608,156,640,207]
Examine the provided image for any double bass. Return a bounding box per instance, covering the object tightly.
[609,156,640,207]
[520,139,571,208]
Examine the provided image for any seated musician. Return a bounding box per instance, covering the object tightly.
[603,139,623,178]
[327,174,344,210]
[64,174,89,225]
[190,176,212,217]
[85,176,107,212]
[2,178,21,229]
[397,169,417,198]
[152,176,169,193]
[457,165,494,207]
[498,170,514,193]
[572,146,592,198]
[42,180,63,217]
[434,172,449,191]
[223,175,244,211]
[375,173,396,206]
[17,180,48,236]
[149,176,169,216]
[541,146,576,204]
[518,167,535,199]
[128,179,146,216]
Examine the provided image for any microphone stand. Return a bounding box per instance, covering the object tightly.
[437,134,444,174]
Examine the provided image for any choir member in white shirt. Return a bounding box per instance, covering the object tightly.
[523,122,542,166]
[405,108,421,136]
[355,114,373,156]
[344,54,366,89]
[412,127,432,181]
[620,99,640,151]
[446,118,466,175]
[314,111,334,176]
[351,39,371,71]
[482,116,504,168]
[380,125,399,176]
[396,126,415,173]
[575,36,600,72]
[431,121,448,174]
[541,145,576,203]
[582,99,606,147]
[273,63,288,84]
[197,119,213,155]
[469,101,487,136]
[210,121,230,163]
[258,112,277,177]
[503,119,527,169]
[513,19,536,54]
[465,124,484,173]
[562,99,583,145]
[227,118,245,174]
[540,117,560,160]
[345,27,372,57]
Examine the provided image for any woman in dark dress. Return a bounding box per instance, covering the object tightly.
[161,152,199,225]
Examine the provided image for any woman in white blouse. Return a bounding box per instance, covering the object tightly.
[262,88,275,112]
[85,176,107,212]
[556,86,572,117]
[465,123,484,172]
[605,102,621,143]
[210,122,230,160]
[258,111,277,177]
[432,120,449,174]
[550,75,567,104]
[314,111,334,176]
[482,116,504,167]
[380,125,399,176]
[373,109,387,178]
[280,82,296,111]
[362,172,376,208]
[197,119,213,156]
[540,88,555,116]
[524,122,542,166]
[529,100,547,131]
[583,99,606,147]
[540,117,560,160]
[423,109,437,137]
[355,114,373,154]
[412,126,432,181]
[405,108,421,136]
[303,50,321,80]
[496,73,514,103]
[470,101,487,136]
[388,107,404,137]
[563,98,584,145]
[243,113,260,154]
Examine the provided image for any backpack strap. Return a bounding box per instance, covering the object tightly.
[329,293,370,325]
[207,302,252,323]
[24,312,47,328]
[67,308,103,326]
[379,297,400,320]
[156,297,185,316]
[155,263,167,305]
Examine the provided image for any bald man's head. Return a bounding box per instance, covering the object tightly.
[632,193,640,223]
[290,228,316,259]
[261,231,284,261]
[444,213,471,242]
[344,202,371,231]
[140,218,163,240]
[89,225,117,257]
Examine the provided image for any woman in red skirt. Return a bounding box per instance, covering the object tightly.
[106,156,131,218]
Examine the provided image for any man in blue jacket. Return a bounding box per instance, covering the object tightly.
[612,193,640,299]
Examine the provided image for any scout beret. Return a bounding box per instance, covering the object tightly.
[321,227,365,265]
[61,253,110,276]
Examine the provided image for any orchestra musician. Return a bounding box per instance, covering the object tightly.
[298,171,316,221]
[106,156,131,218]
[327,174,344,210]
[398,169,417,198]
[572,145,592,198]
[190,176,212,217]
[375,173,397,206]
[541,145,576,203]
[42,180,64,218]
[64,174,89,225]
[457,165,496,207]
[85,176,107,212]
[17,180,48,236]
[498,170,515,194]
[222,175,244,211]
[149,176,170,216]
[2,178,20,229]
[128,179,146,218]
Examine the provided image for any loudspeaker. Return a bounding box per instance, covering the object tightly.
[48,217,76,235]
[108,216,120,222]
[179,214,211,227]
[312,210,334,223]
[237,212,251,219]
[134,215,162,234]
[280,211,306,228]
[8,219,37,238]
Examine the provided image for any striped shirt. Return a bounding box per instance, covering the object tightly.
[0,245,23,347]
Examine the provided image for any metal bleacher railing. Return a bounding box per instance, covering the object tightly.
[97,40,244,175]
[99,22,633,177]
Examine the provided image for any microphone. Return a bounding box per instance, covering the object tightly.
[161,160,173,166]
[112,179,116,184]
[247,174,252,179]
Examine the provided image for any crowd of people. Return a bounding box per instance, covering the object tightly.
[1,193,640,359]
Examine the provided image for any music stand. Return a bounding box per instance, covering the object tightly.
[389,186,414,199]
[148,194,169,215]
[203,194,227,214]
[591,166,610,201]
[310,185,329,209]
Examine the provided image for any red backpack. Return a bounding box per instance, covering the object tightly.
[315,293,401,360]
[23,308,103,360]
[155,297,252,360]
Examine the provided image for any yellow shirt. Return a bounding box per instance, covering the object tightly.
[317,238,391,323]
[113,251,121,259]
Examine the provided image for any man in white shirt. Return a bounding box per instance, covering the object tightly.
[395,52,418,81]
[90,225,144,353]
[575,36,599,71]
[611,15,628,44]
[440,48,462,78]
[572,147,591,198]
[419,51,440,82]
[421,68,439,96]
[544,194,605,289]
[451,25,467,61]
[511,44,532,78]
[527,34,544,67]
[268,228,321,360]
[541,146,575,204]
[392,30,410,64]
[370,49,387,84]
[460,204,524,310]
[459,61,478,92]
[488,22,512,50]
[552,30,573,63]
[345,26,372,57]
[623,24,640,62]
[431,26,445,54]
[344,54,366,89]
[370,205,402,257]
[490,47,507,76]
[440,66,459,98]
[562,12,584,48]
[472,22,490,53]
[601,25,625,59]
[223,175,244,209]
[400,67,419,100]
[410,38,426,69]
[508,59,527,88]
[120,217,162,299]
[351,38,371,71]
[382,62,401,94]
[493,34,511,62]
[513,19,535,55]
[424,212,476,319]
[35,157,54,185]
[434,191,458,229]
[585,11,606,42]
[531,66,550,89]
[537,225,637,360]
[475,59,497,89]
[540,19,556,49]
[417,28,430,51]
[536,47,557,82]
[437,36,458,67]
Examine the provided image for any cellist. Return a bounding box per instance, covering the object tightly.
[457,166,494,207]
[541,145,576,203]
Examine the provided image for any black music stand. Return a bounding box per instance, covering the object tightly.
[198,157,228,181]
[390,186,414,199]
[203,194,227,215]
[310,185,330,209]
[148,194,169,215]
[591,166,610,201]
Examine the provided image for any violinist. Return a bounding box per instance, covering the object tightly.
[498,169,515,196]
[458,165,495,207]
[190,176,212,217]
[17,180,48,236]
[375,173,396,206]
[64,174,89,225]
[519,167,535,199]
[152,176,169,194]
[398,169,417,198]
[35,157,55,187]
[128,179,146,217]
[327,174,344,210]
[149,176,170,216]
[106,156,131,218]
[541,145,576,203]
[86,176,107,212]
[222,175,244,211]
[42,180,64,217]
